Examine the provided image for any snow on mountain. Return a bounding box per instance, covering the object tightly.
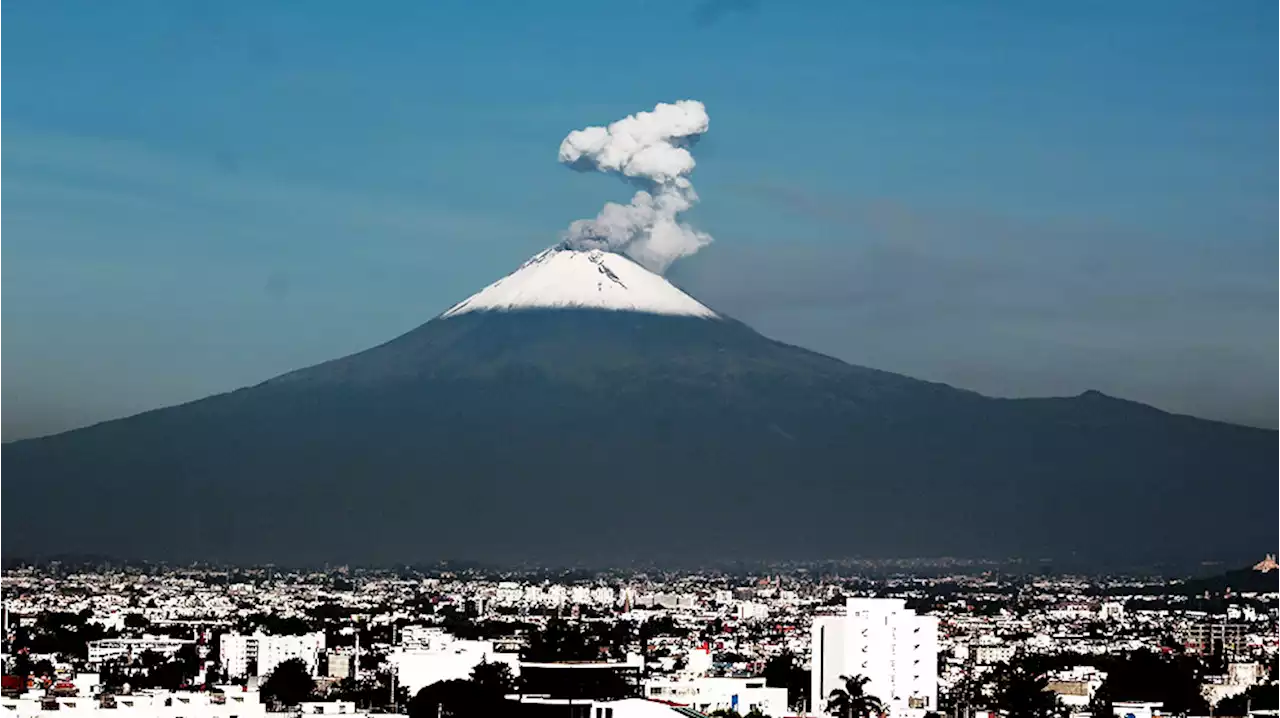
[441,245,719,319]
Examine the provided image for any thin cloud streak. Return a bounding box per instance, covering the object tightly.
[675,184,1277,429]
[691,0,759,27]
[2,130,540,441]
[4,129,530,242]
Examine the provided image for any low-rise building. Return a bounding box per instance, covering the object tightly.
[0,688,268,717]
[86,637,194,667]
[644,676,787,717]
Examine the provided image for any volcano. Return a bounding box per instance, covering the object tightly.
[2,246,1274,567]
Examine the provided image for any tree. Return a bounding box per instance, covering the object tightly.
[1087,678,1114,718]
[470,660,518,697]
[989,662,1064,718]
[238,613,312,636]
[123,614,150,631]
[30,659,56,679]
[10,652,32,683]
[825,675,885,718]
[944,673,987,713]
[1216,683,1279,715]
[521,618,599,662]
[763,651,810,711]
[143,659,190,691]
[260,658,315,707]
[98,661,126,693]
[1092,650,1208,716]
[174,643,200,678]
[407,679,480,718]
[137,650,167,670]
[329,674,402,711]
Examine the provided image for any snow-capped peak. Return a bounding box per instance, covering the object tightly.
[440,245,718,319]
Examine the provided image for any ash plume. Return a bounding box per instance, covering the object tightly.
[558,100,713,274]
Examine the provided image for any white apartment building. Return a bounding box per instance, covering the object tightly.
[640,593,696,610]
[1098,601,1125,622]
[644,677,787,717]
[735,601,770,621]
[685,645,713,677]
[86,637,194,666]
[972,642,1016,666]
[326,649,355,681]
[811,598,938,718]
[388,634,519,695]
[219,632,325,679]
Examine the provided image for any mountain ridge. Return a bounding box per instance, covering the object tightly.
[3,250,1274,567]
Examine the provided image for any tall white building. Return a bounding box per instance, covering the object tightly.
[389,637,519,695]
[219,632,326,679]
[811,598,938,718]
[735,601,770,621]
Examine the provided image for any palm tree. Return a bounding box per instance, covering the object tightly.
[825,674,886,718]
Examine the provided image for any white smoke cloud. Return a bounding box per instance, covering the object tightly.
[558,100,713,273]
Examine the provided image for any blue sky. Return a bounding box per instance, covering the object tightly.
[4,0,1276,437]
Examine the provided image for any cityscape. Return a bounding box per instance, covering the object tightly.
[2,557,1277,716]
[3,2,1276,718]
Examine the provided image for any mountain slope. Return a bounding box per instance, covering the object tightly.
[2,251,1274,567]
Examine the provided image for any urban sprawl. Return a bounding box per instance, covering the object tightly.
[2,557,1277,718]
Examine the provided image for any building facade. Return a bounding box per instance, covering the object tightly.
[1180,623,1250,657]
[811,598,938,718]
[86,638,194,667]
[644,677,787,717]
[219,632,326,679]
[0,688,267,717]
[389,638,520,695]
